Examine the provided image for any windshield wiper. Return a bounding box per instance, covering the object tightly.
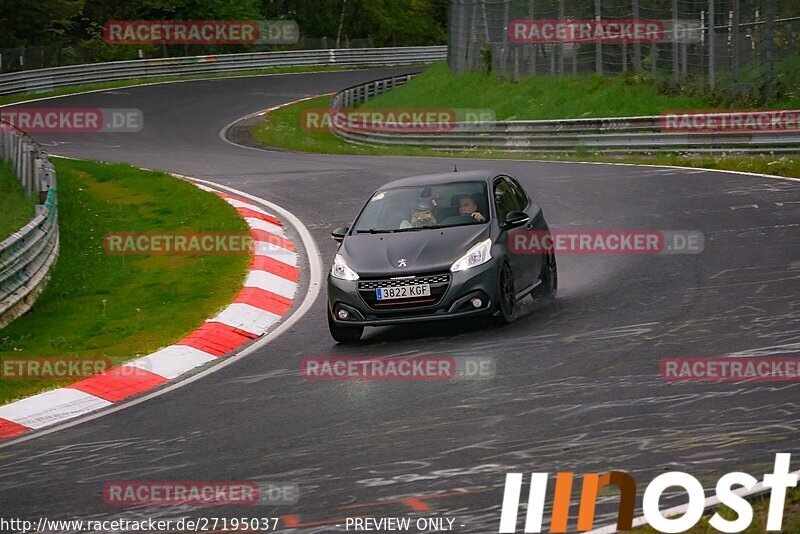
[358,225,444,234]
[392,225,439,232]
[356,228,394,234]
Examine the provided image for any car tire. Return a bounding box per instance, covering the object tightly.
[497,261,517,324]
[532,247,558,301]
[328,309,363,343]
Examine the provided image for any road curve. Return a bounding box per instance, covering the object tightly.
[1,67,799,532]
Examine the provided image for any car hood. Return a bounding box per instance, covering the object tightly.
[340,225,490,278]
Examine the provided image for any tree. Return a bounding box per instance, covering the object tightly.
[0,0,84,47]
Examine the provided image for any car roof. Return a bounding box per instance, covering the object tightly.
[378,170,499,189]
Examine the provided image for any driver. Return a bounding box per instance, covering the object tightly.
[400,199,438,228]
[457,195,486,222]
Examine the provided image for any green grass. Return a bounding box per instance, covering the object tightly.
[252,95,445,157]
[251,94,800,181]
[635,488,800,533]
[359,62,800,120]
[0,159,36,242]
[0,159,249,405]
[0,64,376,107]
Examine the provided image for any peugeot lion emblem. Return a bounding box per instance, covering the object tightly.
[397,258,407,268]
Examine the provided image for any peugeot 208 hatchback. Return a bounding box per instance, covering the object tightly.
[326,170,557,342]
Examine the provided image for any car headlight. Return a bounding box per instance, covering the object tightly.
[450,238,492,273]
[331,253,359,280]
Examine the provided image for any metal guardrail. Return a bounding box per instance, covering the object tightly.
[0,46,447,97]
[329,74,800,155]
[0,121,58,328]
[331,73,415,109]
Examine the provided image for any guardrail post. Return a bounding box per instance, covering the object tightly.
[11,134,18,175]
[34,151,44,199]
[17,138,27,194]
[25,144,34,196]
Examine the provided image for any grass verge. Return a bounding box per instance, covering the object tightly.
[0,159,36,242]
[250,94,800,180]
[360,61,800,119]
[0,159,249,405]
[635,488,800,533]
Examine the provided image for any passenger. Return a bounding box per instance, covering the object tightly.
[457,195,486,222]
[400,199,438,228]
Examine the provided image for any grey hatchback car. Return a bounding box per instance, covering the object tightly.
[326,170,557,342]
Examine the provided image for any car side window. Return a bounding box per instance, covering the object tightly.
[493,178,519,223]
[506,176,529,210]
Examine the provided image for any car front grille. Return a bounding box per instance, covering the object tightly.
[357,273,451,310]
[358,274,450,290]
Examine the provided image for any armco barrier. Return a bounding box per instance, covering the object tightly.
[0,46,447,97]
[0,120,58,328]
[329,74,800,155]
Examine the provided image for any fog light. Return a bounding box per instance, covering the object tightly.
[337,309,349,320]
[471,298,482,308]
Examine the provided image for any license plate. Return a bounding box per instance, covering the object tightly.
[376,284,431,300]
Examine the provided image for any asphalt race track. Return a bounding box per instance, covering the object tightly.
[1,67,799,532]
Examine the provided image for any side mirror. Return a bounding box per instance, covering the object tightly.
[504,211,529,229]
[331,226,349,243]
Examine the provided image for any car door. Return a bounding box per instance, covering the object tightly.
[504,175,544,284]
[493,176,531,291]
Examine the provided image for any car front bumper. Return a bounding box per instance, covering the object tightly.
[327,260,500,327]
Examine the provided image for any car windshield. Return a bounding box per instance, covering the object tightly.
[353,181,490,233]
